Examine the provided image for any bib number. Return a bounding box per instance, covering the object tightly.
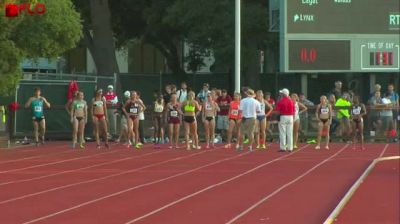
[130,108,138,114]
[321,108,329,114]
[170,111,178,117]
[352,108,361,115]
[231,110,239,116]
[34,106,42,112]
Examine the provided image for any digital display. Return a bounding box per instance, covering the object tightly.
[288,40,351,70]
[286,0,399,34]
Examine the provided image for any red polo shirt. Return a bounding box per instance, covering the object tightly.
[216,95,232,116]
[275,96,295,115]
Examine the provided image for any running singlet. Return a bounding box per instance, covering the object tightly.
[184,101,196,113]
[320,105,330,115]
[154,101,164,113]
[169,105,179,118]
[31,98,44,118]
[229,101,241,119]
[257,101,266,116]
[205,102,213,111]
[351,105,362,116]
[127,102,140,115]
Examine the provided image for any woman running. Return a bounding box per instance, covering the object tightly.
[202,94,220,149]
[70,91,87,149]
[165,93,182,149]
[25,88,51,146]
[123,91,146,149]
[315,95,332,150]
[350,95,367,149]
[291,93,307,149]
[91,89,109,149]
[153,93,165,148]
[181,91,202,150]
[255,90,272,149]
[225,92,242,149]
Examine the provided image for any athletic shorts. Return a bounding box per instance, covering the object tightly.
[217,115,229,130]
[240,117,256,137]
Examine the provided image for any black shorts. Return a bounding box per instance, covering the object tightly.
[205,117,214,122]
[76,117,84,122]
[184,116,195,123]
[320,118,329,124]
[33,116,44,122]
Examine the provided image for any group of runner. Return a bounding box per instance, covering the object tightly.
[25,84,383,151]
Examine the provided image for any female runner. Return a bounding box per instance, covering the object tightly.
[153,93,165,148]
[70,91,87,149]
[255,90,272,149]
[291,93,307,149]
[91,89,109,149]
[225,92,242,149]
[202,94,220,149]
[181,91,202,150]
[315,95,332,150]
[123,91,146,149]
[350,95,367,149]
[165,93,182,149]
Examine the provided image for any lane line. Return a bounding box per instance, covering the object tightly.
[122,145,310,224]
[323,144,391,224]
[0,150,163,186]
[1,150,207,205]
[0,149,119,174]
[21,150,251,224]
[226,144,349,224]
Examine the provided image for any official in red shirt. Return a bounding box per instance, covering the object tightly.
[275,88,295,152]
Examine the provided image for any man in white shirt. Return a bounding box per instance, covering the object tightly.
[238,89,261,151]
[176,82,188,103]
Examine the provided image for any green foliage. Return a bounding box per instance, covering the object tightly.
[0,0,82,96]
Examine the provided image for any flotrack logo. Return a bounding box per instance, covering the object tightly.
[4,1,46,17]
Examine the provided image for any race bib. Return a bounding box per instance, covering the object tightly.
[34,106,42,112]
[260,104,265,111]
[77,104,84,109]
[231,110,239,115]
[130,108,138,114]
[206,104,213,110]
[170,111,178,117]
[352,108,361,115]
[321,108,329,114]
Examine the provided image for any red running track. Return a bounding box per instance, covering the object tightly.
[335,145,400,224]
[0,142,397,224]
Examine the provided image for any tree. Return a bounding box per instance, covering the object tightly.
[0,0,82,95]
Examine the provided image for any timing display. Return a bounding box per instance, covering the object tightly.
[288,40,351,70]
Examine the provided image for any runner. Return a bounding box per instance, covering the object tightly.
[153,93,165,148]
[315,95,332,150]
[255,90,272,150]
[225,92,242,149]
[123,91,146,149]
[24,87,51,146]
[264,92,276,140]
[202,94,220,149]
[116,91,131,144]
[137,91,146,146]
[165,93,182,149]
[350,95,367,149]
[181,91,202,150]
[91,89,109,149]
[291,93,307,149]
[70,91,87,149]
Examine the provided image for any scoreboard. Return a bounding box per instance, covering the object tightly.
[280,0,400,72]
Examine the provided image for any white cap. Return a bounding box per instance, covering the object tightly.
[279,88,289,96]
[107,85,113,90]
[124,91,130,98]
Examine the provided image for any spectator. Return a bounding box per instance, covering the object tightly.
[163,84,172,103]
[368,91,383,137]
[197,83,211,103]
[385,83,399,133]
[137,91,146,145]
[335,92,352,142]
[328,94,340,136]
[216,89,232,141]
[381,95,394,139]
[104,85,118,137]
[331,81,343,100]
[176,82,188,103]
[370,84,382,97]
[275,88,295,152]
[298,93,314,138]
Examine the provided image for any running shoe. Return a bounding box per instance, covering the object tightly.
[137,142,143,147]
[80,143,85,149]
[236,145,243,151]
[325,146,329,150]
[261,144,267,149]
[135,143,142,149]
[294,145,298,149]
[248,146,253,152]
[315,145,320,150]
[243,139,249,144]
[96,145,101,149]
[307,139,317,144]
[224,144,231,149]
[256,144,261,149]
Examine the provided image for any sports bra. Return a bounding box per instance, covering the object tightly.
[184,101,196,112]
[93,100,104,107]
[154,101,164,113]
[74,101,86,110]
